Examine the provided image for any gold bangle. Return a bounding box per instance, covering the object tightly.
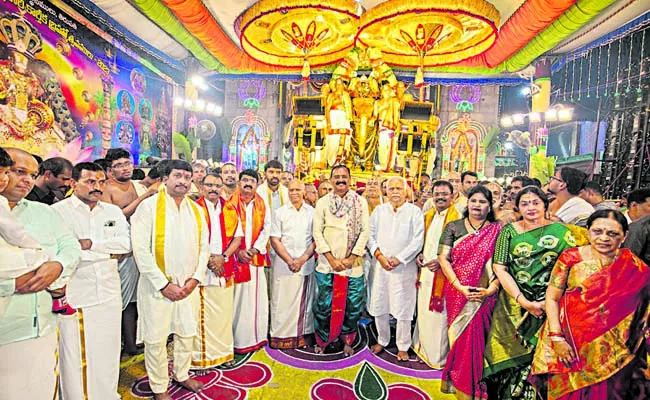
[515,293,522,303]
[450,278,459,287]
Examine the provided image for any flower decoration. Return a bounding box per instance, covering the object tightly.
[45,136,94,164]
[131,359,272,399]
[310,362,430,400]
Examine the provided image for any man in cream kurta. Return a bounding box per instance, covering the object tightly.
[231,169,271,354]
[192,173,243,370]
[269,180,316,348]
[131,160,209,399]
[412,180,459,369]
[0,148,81,400]
[367,177,424,361]
[53,162,131,399]
[312,165,369,357]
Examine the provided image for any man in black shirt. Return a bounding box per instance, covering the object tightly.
[25,157,73,205]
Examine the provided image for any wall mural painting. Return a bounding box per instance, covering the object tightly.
[440,114,488,177]
[0,1,173,162]
[229,111,271,172]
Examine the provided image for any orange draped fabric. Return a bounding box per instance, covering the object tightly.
[159,0,290,72]
[457,0,577,68]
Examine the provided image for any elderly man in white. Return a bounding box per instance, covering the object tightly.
[53,162,131,399]
[131,160,209,400]
[269,180,316,349]
[367,176,424,361]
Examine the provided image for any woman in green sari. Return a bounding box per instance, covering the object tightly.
[483,186,580,399]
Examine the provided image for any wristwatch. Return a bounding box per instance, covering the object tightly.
[221,253,229,262]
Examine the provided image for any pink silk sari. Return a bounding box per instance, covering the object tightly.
[441,222,502,399]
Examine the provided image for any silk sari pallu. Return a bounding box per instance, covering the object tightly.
[441,221,501,399]
[531,248,650,400]
[483,223,577,400]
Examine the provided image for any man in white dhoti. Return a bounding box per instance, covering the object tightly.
[192,173,243,370]
[230,169,271,354]
[131,160,209,399]
[0,148,81,400]
[102,148,159,355]
[53,162,131,399]
[367,177,424,361]
[412,180,460,368]
[269,180,316,348]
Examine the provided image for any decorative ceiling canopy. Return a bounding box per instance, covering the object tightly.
[239,0,360,70]
[355,0,500,67]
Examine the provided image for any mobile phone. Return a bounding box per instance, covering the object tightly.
[468,288,479,293]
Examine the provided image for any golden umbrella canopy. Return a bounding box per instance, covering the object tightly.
[355,0,500,68]
[239,0,360,73]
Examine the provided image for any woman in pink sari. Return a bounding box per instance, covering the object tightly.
[438,186,503,399]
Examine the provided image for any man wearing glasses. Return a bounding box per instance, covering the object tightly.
[102,148,160,356]
[192,173,243,370]
[547,167,594,227]
[413,180,461,369]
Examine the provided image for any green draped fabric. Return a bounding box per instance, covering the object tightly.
[313,272,365,345]
[483,222,576,400]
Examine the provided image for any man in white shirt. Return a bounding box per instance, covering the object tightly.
[230,169,271,354]
[53,162,131,399]
[192,173,243,370]
[548,167,594,227]
[412,180,460,368]
[269,180,316,349]
[131,160,209,399]
[367,177,424,361]
[256,160,288,218]
[313,165,369,357]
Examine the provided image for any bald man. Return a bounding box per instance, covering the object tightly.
[269,180,316,348]
[0,149,81,399]
[367,177,424,361]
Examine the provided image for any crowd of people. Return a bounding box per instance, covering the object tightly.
[1,145,650,400]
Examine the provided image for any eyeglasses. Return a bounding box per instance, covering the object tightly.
[433,192,451,197]
[111,161,133,169]
[548,176,563,184]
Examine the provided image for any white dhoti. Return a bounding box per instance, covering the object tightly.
[119,255,139,309]
[412,268,449,369]
[59,296,122,399]
[192,285,234,368]
[269,272,315,348]
[369,262,417,352]
[232,266,268,353]
[145,334,194,394]
[0,333,58,400]
[368,261,417,321]
[377,126,397,171]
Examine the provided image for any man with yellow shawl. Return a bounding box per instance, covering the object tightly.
[413,180,461,368]
[131,160,210,399]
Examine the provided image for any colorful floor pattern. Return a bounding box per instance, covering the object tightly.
[118,321,455,399]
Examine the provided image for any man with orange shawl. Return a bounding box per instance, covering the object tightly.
[313,165,369,357]
[191,173,243,371]
[230,169,271,354]
[412,180,461,369]
[131,160,209,399]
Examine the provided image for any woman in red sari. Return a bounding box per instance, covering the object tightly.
[531,209,650,399]
[438,186,502,399]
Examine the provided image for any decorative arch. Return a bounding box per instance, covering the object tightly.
[440,114,488,176]
[228,112,271,171]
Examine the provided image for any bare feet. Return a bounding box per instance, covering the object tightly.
[176,378,204,393]
[370,344,384,355]
[397,351,409,361]
[153,392,172,400]
[314,345,323,354]
[194,369,208,376]
[223,360,235,367]
[343,344,355,357]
